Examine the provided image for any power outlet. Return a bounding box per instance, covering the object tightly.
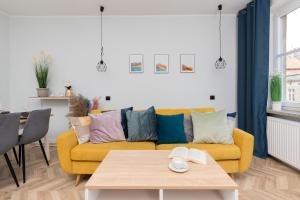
[210,95,215,100]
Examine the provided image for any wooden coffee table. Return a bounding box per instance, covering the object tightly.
[85,150,238,200]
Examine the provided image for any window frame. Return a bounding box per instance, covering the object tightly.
[272,1,300,111]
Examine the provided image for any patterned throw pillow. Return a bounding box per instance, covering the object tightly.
[90,110,126,143]
[126,106,157,142]
[69,116,91,144]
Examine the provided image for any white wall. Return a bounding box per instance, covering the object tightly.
[0,12,10,110]
[9,15,237,142]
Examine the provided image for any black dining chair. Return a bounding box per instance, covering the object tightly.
[0,113,21,187]
[19,108,51,183]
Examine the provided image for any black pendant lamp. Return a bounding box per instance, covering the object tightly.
[96,6,107,72]
[215,4,226,69]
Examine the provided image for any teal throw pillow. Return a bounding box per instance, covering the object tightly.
[157,114,187,144]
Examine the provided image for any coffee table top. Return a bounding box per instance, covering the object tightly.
[85,150,238,190]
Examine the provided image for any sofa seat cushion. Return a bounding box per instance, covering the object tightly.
[156,143,241,160]
[71,141,156,161]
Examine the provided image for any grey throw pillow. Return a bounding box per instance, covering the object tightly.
[126,106,157,141]
[184,114,193,142]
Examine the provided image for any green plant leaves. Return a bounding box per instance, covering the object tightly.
[270,74,282,102]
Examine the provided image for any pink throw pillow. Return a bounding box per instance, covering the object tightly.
[90,110,125,143]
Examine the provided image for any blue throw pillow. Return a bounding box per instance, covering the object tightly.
[126,106,157,141]
[121,107,133,138]
[157,114,187,144]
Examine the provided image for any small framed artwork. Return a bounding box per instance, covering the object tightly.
[180,54,195,73]
[154,54,169,74]
[129,54,144,73]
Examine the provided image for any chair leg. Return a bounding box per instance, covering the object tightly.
[18,145,22,167]
[4,153,19,187]
[12,147,19,165]
[22,144,26,183]
[38,140,49,166]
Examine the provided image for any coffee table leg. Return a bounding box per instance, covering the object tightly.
[219,189,238,200]
[85,189,101,200]
[159,189,164,200]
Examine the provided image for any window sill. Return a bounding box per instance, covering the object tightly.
[267,109,300,122]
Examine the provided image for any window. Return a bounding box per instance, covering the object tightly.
[276,7,300,108]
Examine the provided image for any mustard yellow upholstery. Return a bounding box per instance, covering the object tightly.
[71,141,155,161]
[56,129,78,174]
[72,161,100,174]
[233,128,254,172]
[156,143,241,160]
[56,108,254,175]
[218,160,239,173]
[90,109,102,114]
[155,108,215,115]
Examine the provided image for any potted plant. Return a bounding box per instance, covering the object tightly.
[33,51,52,97]
[270,74,282,111]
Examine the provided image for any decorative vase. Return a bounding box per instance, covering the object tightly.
[65,89,73,97]
[36,88,49,97]
[272,102,282,111]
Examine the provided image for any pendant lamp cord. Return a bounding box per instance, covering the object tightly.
[100,7,104,61]
[219,7,222,58]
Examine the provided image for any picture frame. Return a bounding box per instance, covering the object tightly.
[129,54,144,73]
[180,54,195,73]
[154,54,169,74]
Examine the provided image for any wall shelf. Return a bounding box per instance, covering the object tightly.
[29,96,71,100]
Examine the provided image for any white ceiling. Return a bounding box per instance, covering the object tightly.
[0,0,252,16]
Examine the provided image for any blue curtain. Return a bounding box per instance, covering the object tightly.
[237,0,270,158]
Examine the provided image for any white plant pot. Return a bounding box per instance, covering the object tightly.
[36,88,49,97]
[272,102,282,111]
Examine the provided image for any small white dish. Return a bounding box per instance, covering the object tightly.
[168,163,189,173]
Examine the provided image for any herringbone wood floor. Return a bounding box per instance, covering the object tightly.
[0,146,299,200]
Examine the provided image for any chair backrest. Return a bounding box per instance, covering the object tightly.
[0,113,20,154]
[20,109,51,145]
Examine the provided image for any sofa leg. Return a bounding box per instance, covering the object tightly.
[229,173,235,179]
[75,174,81,186]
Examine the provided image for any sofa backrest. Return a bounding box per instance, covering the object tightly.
[155,108,215,115]
[90,107,215,115]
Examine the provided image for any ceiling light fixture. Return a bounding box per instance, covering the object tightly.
[96,6,107,72]
[215,4,226,69]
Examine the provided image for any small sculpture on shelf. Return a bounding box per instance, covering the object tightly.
[65,81,74,97]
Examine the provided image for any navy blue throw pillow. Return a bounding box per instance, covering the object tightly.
[121,107,133,138]
[157,114,187,144]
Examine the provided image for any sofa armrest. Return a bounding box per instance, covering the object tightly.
[56,129,78,174]
[233,128,254,173]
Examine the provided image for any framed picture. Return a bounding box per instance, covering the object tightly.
[180,54,195,73]
[129,54,144,73]
[154,54,169,74]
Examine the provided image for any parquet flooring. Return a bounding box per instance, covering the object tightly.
[0,145,299,200]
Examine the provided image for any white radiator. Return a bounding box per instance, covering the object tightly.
[267,116,300,170]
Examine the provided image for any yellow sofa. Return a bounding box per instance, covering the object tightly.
[57,108,254,176]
